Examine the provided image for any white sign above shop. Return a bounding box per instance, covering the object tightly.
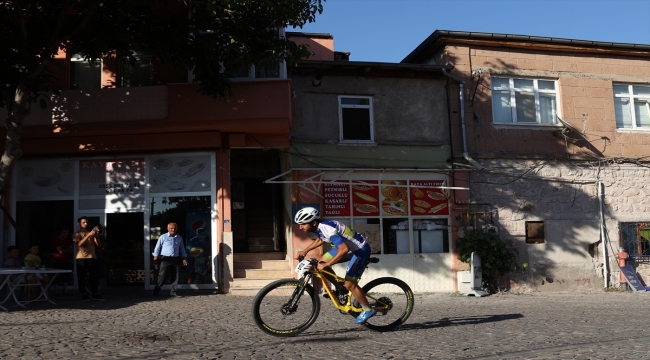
[79,158,145,196]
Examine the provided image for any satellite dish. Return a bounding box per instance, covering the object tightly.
[556,117,582,135]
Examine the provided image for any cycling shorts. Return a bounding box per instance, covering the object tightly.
[323,246,371,283]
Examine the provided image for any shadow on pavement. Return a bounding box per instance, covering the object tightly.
[398,313,524,331]
[0,286,223,313]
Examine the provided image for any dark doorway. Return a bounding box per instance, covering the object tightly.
[230,149,284,253]
[105,213,145,286]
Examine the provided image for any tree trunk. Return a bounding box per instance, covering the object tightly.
[0,84,28,207]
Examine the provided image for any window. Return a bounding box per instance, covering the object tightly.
[120,58,152,87]
[338,96,374,143]
[70,55,101,90]
[614,84,650,130]
[525,221,545,244]
[491,77,558,125]
[229,63,283,80]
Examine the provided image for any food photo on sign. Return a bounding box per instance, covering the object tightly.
[351,180,380,216]
[380,180,408,216]
[409,181,448,215]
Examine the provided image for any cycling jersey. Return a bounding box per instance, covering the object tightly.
[317,220,368,254]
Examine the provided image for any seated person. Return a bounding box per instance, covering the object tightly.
[5,246,20,268]
[2,246,22,294]
[51,229,73,295]
[24,244,51,299]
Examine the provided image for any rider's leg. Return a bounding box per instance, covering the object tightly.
[318,249,345,291]
[343,251,372,308]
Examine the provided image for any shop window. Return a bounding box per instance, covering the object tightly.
[614,84,650,130]
[383,218,410,254]
[150,196,213,284]
[338,96,374,143]
[352,218,381,254]
[70,55,101,90]
[620,222,650,256]
[16,200,74,268]
[413,220,448,253]
[491,77,558,125]
[525,221,545,244]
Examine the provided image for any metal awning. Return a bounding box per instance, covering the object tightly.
[264,168,469,199]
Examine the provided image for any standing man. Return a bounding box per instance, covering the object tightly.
[73,217,107,302]
[152,223,187,298]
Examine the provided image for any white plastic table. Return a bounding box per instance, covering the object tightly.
[0,268,72,311]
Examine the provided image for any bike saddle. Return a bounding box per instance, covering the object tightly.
[369,257,379,263]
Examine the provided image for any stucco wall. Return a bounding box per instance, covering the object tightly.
[290,75,449,144]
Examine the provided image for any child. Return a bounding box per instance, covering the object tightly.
[5,246,20,268]
[24,244,51,299]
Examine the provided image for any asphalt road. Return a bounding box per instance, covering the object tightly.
[1,288,649,359]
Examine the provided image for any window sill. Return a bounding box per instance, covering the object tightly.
[492,123,563,131]
[337,142,377,146]
[616,128,650,133]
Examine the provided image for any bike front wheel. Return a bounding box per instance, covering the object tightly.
[361,277,414,332]
[252,278,320,337]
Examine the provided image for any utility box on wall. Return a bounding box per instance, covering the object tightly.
[457,270,472,293]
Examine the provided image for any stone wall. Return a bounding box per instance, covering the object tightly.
[470,159,650,291]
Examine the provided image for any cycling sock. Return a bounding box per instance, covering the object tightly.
[362,304,372,312]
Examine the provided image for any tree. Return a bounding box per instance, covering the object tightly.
[0,0,324,204]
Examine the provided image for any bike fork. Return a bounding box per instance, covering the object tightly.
[287,274,311,309]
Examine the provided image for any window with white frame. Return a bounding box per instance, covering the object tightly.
[614,84,650,130]
[70,55,101,90]
[338,96,374,143]
[491,77,558,125]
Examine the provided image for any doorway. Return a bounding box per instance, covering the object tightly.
[86,213,145,286]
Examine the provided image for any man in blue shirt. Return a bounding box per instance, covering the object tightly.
[153,223,187,297]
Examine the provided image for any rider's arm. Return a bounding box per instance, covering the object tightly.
[297,238,324,258]
[320,242,349,268]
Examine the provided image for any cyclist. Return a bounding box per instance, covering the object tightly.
[294,206,377,324]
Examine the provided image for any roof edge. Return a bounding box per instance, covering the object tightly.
[402,30,650,63]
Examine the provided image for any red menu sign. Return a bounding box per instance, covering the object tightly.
[409,180,448,215]
[351,180,380,216]
[323,182,350,217]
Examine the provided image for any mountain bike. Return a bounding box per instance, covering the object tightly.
[252,256,414,337]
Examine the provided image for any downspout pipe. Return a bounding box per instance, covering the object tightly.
[598,181,609,288]
[442,69,484,171]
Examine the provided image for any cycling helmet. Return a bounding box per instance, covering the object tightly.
[294,207,320,224]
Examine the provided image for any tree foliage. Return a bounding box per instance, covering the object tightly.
[0,0,324,199]
[456,227,521,292]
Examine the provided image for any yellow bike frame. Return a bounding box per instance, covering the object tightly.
[313,268,390,313]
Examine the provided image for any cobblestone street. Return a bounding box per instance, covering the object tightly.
[1,289,650,359]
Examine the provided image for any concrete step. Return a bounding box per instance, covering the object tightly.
[234,268,292,279]
[234,252,285,261]
[248,245,276,252]
[231,278,287,289]
[234,260,290,270]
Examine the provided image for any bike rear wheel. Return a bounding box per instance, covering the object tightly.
[360,277,414,332]
[252,278,320,336]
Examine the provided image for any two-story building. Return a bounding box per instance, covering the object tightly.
[2,45,295,293]
[403,30,650,291]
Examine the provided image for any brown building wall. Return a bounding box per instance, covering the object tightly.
[433,44,650,159]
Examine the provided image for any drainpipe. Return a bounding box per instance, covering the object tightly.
[442,69,484,171]
[598,181,609,288]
